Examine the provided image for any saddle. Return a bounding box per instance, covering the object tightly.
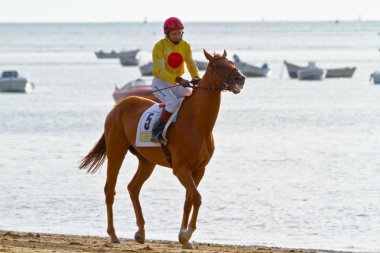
[135,99,184,147]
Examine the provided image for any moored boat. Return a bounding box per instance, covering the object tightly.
[119,57,139,66]
[95,49,139,59]
[195,60,208,71]
[326,67,356,78]
[370,71,380,84]
[139,62,154,76]
[284,60,307,78]
[284,60,356,79]
[233,55,271,77]
[113,78,159,103]
[0,71,34,92]
[297,62,326,81]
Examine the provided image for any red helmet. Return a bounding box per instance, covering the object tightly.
[163,17,184,34]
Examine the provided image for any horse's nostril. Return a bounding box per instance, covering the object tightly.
[235,76,245,83]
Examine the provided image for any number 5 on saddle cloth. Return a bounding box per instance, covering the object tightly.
[135,98,184,147]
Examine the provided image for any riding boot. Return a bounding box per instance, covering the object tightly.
[151,110,172,144]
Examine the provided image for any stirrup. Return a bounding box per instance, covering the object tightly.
[151,133,167,144]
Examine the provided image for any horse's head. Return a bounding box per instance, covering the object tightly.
[202,49,245,94]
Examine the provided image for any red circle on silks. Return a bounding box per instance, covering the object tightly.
[167,52,183,68]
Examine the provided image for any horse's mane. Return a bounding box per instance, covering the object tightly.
[211,52,222,58]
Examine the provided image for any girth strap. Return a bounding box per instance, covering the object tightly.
[161,143,172,166]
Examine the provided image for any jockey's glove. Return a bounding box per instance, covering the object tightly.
[175,77,190,87]
[191,76,201,85]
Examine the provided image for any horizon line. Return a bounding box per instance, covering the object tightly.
[1,19,379,24]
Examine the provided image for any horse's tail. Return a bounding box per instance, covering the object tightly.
[79,133,107,174]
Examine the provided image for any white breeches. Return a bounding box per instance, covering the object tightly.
[152,77,192,113]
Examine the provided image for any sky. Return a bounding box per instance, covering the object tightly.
[0,0,379,22]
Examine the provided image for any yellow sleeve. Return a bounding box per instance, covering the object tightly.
[184,43,200,79]
[152,42,177,84]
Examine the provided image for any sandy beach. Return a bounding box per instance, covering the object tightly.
[0,230,327,253]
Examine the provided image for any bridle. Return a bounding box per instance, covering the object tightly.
[193,56,241,92]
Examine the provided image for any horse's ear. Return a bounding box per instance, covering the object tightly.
[222,49,227,58]
[203,49,213,61]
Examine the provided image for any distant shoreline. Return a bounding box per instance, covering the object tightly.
[0,20,380,24]
[0,230,351,253]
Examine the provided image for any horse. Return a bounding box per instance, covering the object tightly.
[79,49,245,249]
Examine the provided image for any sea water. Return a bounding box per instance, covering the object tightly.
[0,22,379,252]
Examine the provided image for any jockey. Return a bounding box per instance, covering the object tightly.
[151,17,201,144]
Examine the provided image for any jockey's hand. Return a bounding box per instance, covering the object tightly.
[180,79,190,87]
[176,77,190,87]
[191,77,201,85]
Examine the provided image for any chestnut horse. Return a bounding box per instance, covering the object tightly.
[79,50,245,249]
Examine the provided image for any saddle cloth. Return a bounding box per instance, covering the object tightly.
[135,98,184,147]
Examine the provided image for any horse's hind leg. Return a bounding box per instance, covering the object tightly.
[128,155,155,244]
[104,136,129,243]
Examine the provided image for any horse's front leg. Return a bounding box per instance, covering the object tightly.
[180,191,192,232]
[176,168,205,249]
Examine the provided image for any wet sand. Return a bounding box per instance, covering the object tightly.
[0,230,337,253]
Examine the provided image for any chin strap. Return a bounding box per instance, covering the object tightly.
[166,35,182,45]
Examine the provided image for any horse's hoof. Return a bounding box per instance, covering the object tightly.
[107,230,120,244]
[182,242,194,250]
[134,232,145,244]
[111,237,120,244]
[178,230,189,244]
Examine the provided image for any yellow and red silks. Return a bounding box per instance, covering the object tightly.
[152,38,200,84]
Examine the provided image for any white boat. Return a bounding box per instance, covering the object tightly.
[297,62,326,81]
[233,55,270,77]
[195,60,208,70]
[284,60,356,79]
[0,71,33,92]
[139,62,153,76]
[119,57,139,66]
[370,71,380,84]
[284,60,307,78]
[95,49,139,59]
